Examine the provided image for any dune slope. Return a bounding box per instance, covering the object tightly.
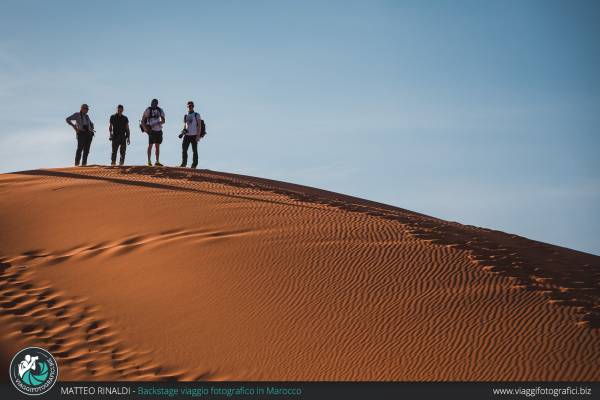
[0,166,598,381]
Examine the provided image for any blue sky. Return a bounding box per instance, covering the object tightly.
[0,0,598,255]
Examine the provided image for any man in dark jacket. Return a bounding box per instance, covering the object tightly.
[109,104,131,166]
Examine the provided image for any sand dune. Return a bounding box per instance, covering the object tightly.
[0,166,598,381]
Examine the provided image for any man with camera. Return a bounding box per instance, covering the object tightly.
[66,103,95,166]
[179,101,203,169]
[141,98,165,166]
[109,104,131,166]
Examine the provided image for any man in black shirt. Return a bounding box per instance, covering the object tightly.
[109,104,131,166]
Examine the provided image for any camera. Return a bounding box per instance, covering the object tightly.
[179,128,188,139]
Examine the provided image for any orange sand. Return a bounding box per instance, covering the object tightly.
[0,166,598,381]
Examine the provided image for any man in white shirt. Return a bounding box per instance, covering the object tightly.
[141,98,165,166]
[180,101,202,168]
[66,103,95,166]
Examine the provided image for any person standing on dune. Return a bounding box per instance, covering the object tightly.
[66,103,95,166]
[141,98,165,166]
[109,104,131,166]
[179,101,203,168]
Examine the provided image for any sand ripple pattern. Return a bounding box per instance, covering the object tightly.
[0,166,598,381]
[0,262,216,381]
[59,165,598,330]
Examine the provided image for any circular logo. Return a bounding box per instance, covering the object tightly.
[9,347,58,396]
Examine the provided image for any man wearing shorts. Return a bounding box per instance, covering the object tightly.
[141,98,165,166]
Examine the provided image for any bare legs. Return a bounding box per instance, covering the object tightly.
[147,144,161,165]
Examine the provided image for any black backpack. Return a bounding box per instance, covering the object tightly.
[200,118,207,138]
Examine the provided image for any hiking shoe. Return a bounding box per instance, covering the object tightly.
[179,164,186,168]
[191,164,197,169]
[147,161,152,166]
[155,162,163,167]
[111,162,116,166]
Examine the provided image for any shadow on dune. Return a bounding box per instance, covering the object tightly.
[15,168,315,210]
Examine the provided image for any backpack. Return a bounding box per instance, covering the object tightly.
[140,106,163,132]
[147,106,163,122]
[200,118,207,138]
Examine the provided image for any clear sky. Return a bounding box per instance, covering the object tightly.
[0,0,598,255]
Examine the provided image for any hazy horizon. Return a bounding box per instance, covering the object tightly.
[0,0,598,255]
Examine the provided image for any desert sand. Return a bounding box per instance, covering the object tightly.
[0,166,598,381]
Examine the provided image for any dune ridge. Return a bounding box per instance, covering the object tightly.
[1,166,598,381]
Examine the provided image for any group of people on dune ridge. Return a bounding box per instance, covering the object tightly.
[66,99,206,168]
